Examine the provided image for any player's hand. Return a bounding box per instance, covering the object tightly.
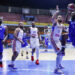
[1,40,5,44]
[19,38,24,44]
[56,47,60,53]
[56,5,59,11]
[56,47,60,51]
[21,41,25,45]
[56,5,59,13]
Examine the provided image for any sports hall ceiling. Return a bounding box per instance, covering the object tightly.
[0,0,75,9]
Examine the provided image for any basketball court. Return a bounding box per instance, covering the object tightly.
[0,43,75,75]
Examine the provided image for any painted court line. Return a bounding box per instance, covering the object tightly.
[0,68,53,73]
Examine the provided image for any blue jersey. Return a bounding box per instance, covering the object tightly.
[69,21,75,38]
[69,21,75,46]
[45,37,49,46]
[0,26,5,52]
[22,38,28,47]
[0,26,5,40]
[21,33,28,47]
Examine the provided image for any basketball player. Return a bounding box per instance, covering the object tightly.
[45,32,49,51]
[60,28,68,55]
[0,17,8,68]
[66,10,75,46]
[50,6,67,74]
[8,22,24,69]
[21,32,29,59]
[29,22,40,65]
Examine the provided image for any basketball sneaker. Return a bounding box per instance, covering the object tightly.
[59,64,64,69]
[0,62,3,68]
[54,68,63,74]
[31,56,34,61]
[35,59,39,65]
[8,64,17,70]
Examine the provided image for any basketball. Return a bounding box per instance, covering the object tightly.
[67,3,75,11]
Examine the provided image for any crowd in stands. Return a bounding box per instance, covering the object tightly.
[0,12,66,23]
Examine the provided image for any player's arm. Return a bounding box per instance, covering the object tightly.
[52,5,59,23]
[14,28,24,44]
[65,10,71,23]
[27,27,31,38]
[3,26,8,43]
[50,24,55,43]
[50,29,53,40]
[50,23,56,40]
[37,28,40,38]
[62,26,68,40]
[62,26,68,35]
[50,25,60,51]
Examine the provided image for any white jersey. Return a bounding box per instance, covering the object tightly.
[53,23,64,41]
[17,28,23,40]
[30,27,38,38]
[12,28,24,53]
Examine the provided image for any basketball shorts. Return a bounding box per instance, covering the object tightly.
[30,37,39,49]
[12,40,21,53]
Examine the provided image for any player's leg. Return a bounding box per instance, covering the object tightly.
[31,48,35,61]
[8,41,20,69]
[60,37,66,55]
[21,42,29,59]
[0,40,3,68]
[30,38,35,61]
[54,42,63,74]
[35,38,40,65]
[0,52,3,68]
[26,47,29,59]
[26,51,29,59]
[25,41,29,59]
[57,35,67,69]
[35,46,39,65]
[54,54,63,74]
[8,51,19,69]
[58,47,65,69]
[45,42,48,51]
[56,54,64,68]
[55,50,65,73]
